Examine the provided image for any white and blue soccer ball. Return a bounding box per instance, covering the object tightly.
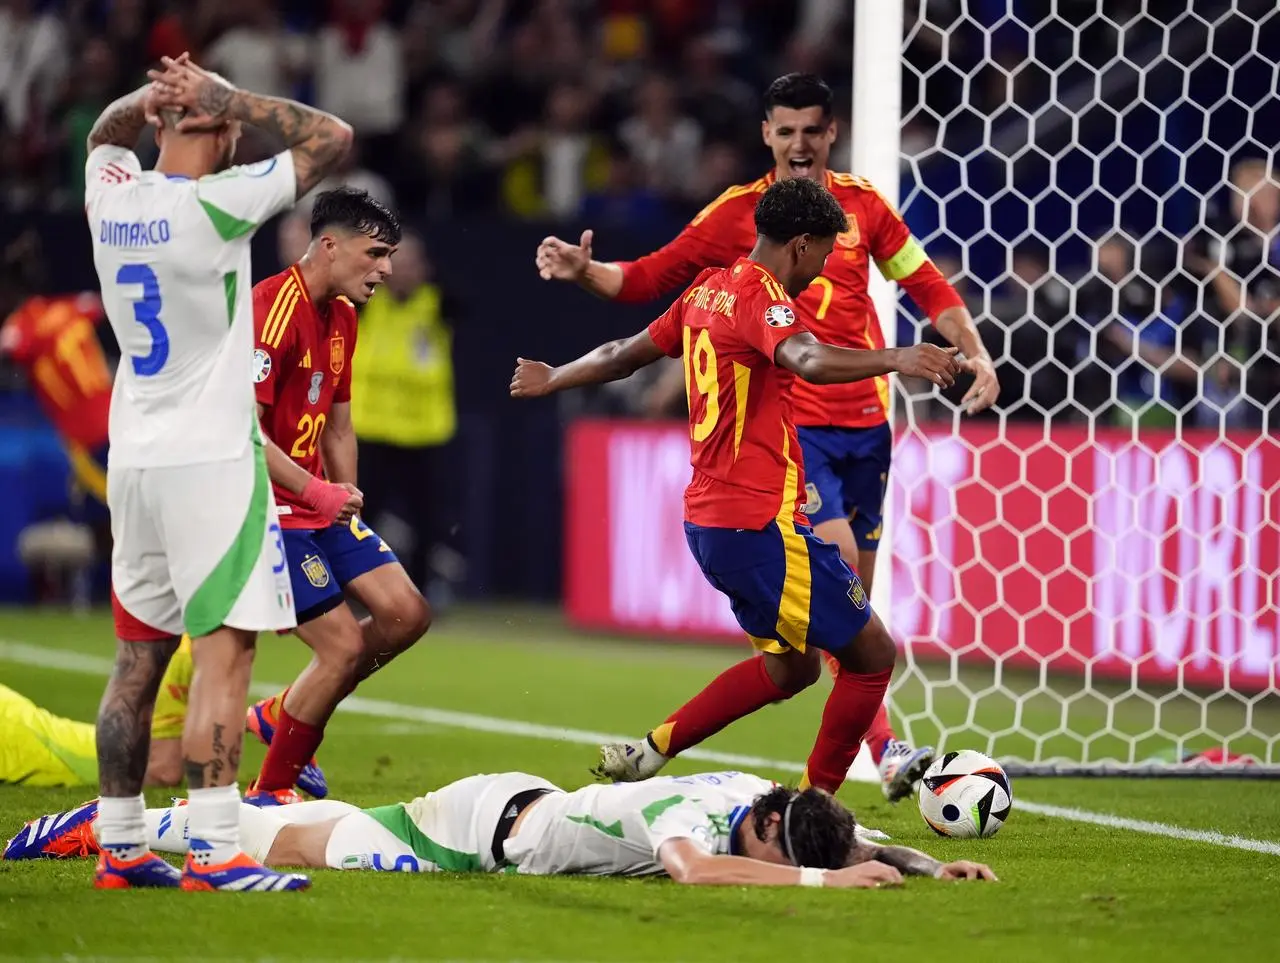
[917,749,1012,839]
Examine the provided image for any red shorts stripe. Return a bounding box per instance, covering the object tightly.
[111,590,175,642]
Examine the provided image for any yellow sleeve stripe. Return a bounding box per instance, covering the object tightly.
[691,179,767,227]
[262,281,301,350]
[753,268,788,303]
[877,237,929,281]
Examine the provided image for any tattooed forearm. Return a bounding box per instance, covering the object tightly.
[184,722,241,790]
[96,639,179,796]
[848,840,944,878]
[227,90,353,196]
[87,85,153,153]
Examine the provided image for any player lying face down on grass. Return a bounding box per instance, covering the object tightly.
[8,771,995,887]
[512,178,960,798]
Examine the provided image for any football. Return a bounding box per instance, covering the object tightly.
[917,750,1012,838]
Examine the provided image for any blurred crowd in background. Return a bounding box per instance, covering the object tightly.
[0,0,862,221]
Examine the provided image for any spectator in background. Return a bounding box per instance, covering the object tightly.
[314,0,404,173]
[203,0,308,101]
[687,140,746,207]
[58,37,119,204]
[581,143,665,229]
[680,36,754,143]
[295,138,396,220]
[102,0,151,90]
[349,231,464,603]
[0,0,70,207]
[407,79,496,218]
[1184,158,1280,427]
[403,0,506,84]
[1187,157,1280,321]
[618,73,703,201]
[276,211,312,270]
[1000,243,1069,419]
[1075,234,1201,429]
[147,0,216,62]
[503,80,610,220]
[0,0,69,134]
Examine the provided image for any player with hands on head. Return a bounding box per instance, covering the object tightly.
[84,51,352,892]
[536,74,995,799]
[516,177,959,803]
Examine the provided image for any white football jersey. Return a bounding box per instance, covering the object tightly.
[85,146,297,468]
[505,771,778,877]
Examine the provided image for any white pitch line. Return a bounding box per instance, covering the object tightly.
[1012,800,1280,856]
[3,638,1278,858]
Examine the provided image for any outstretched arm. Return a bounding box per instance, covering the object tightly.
[659,839,903,889]
[774,331,961,388]
[848,839,997,881]
[510,331,668,398]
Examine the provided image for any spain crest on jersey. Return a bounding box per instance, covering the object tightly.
[301,554,330,588]
[836,212,861,250]
[330,334,345,376]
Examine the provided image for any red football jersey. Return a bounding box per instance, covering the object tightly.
[618,170,964,429]
[0,293,111,448]
[252,265,357,529]
[648,257,811,530]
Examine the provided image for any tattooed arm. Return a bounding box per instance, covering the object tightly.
[148,57,353,197]
[225,90,353,197]
[848,839,998,881]
[86,85,158,153]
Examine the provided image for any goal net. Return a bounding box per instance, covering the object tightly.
[881,0,1280,776]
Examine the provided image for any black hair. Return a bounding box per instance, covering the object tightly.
[310,187,402,245]
[754,178,848,245]
[750,786,856,871]
[763,73,834,119]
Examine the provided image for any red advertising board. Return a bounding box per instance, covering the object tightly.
[564,419,1280,692]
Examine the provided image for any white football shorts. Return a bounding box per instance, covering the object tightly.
[109,445,297,638]
[325,772,563,873]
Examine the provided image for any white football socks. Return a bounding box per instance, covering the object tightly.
[144,801,191,854]
[186,785,241,866]
[96,794,148,862]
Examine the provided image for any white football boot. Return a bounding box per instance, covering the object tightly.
[878,740,935,802]
[593,734,669,782]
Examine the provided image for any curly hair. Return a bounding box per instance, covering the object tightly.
[750,785,856,870]
[311,186,401,245]
[753,177,848,244]
[763,73,834,119]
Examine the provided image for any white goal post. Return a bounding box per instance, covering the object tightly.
[860,0,1280,777]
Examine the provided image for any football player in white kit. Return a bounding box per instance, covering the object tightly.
[10,772,996,888]
[84,54,356,892]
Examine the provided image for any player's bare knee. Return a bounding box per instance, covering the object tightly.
[316,627,366,680]
[836,615,896,674]
[375,590,432,649]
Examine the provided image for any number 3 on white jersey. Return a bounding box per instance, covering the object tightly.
[116,263,168,376]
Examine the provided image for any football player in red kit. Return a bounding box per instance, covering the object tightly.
[245,188,431,801]
[516,177,961,798]
[536,73,997,800]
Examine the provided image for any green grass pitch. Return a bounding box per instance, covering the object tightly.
[0,606,1276,961]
